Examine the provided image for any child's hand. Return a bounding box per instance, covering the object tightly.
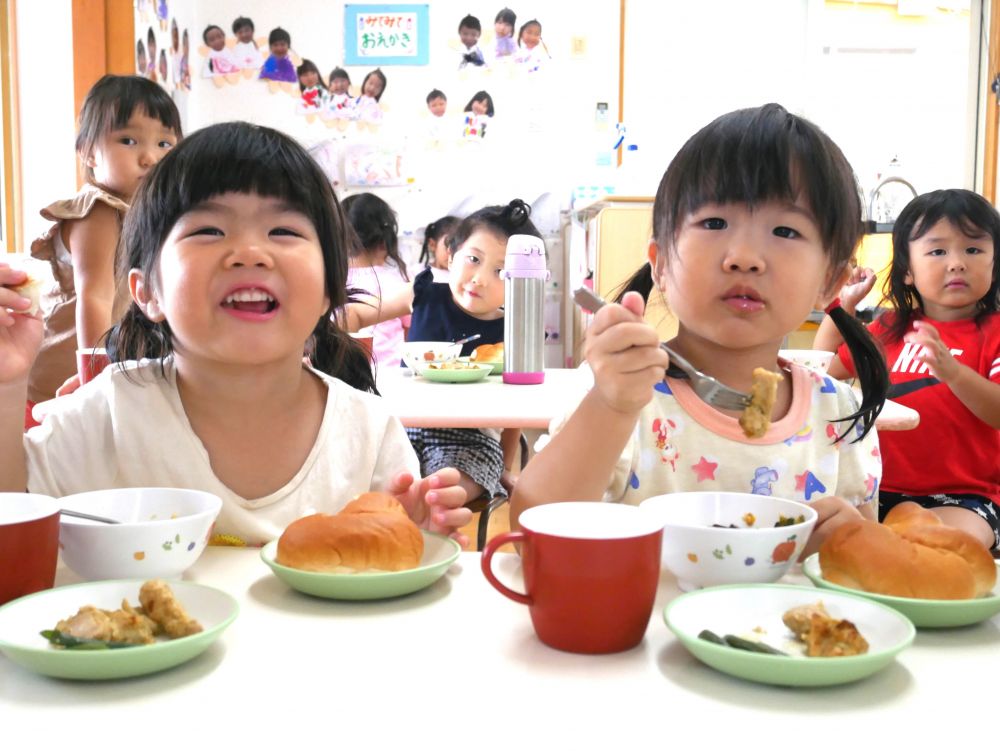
[905,320,961,383]
[0,265,43,384]
[839,266,877,313]
[584,291,670,415]
[55,373,82,397]
[800,496,864,559]
[388,469,472,548]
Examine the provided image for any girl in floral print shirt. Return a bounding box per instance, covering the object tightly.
[512,104,889,559]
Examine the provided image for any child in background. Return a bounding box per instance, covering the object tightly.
[296,59,327,115]
[416,215,460,282]
[511,104,889,558]
[355,68,386,123]
[815,189,1000,550]
[464,90,495,117]
[493,8,517,59]
[458,14,486,68]
[343,193,411,369]
[259,27,297,84]
[346,200,541,505]
[202,24,240,81]
[513,19,548,72]
[24,74,181,424]
[0,122,471,548]
[426,89,447,118]
[231,15,262,72]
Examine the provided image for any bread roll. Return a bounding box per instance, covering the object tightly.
[8,274,44,316]
[471,342,503,362]
[276,493,424,573]
[819,504,997,599]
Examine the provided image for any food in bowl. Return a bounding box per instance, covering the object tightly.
[58,488,222,581]
[819,503,996,600]
[276,493,423,573]
[639,491,818,591]
[42,579,202,649]
[401,341,462,373]
[779,349,835,373]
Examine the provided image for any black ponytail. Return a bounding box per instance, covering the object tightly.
[419,215,460,266]
[307,317,377,394]
[106,306,173,378]
[827,305,888,442]
[612,264,655,304]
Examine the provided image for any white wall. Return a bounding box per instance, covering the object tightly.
[16,0,77,245]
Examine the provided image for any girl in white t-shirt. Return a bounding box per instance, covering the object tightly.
[0,122,471,548]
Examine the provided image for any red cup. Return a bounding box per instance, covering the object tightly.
[481,502,663,654]
[77,347,111,384]
[0,493,60,605]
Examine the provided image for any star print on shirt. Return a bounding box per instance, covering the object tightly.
[692,456,718,482]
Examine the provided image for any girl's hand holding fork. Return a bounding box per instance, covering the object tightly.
[584,291,670,416]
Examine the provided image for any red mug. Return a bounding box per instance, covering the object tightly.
[0,493,60,606]
[77,347,111,385]
[481,502,663,654]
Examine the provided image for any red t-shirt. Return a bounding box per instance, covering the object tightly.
[838,312,1000,505]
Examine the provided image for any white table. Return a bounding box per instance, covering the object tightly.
[1,548,992,746]
[377,368,920,432]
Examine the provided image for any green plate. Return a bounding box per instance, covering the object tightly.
[664,584,915,687]
[260,530,461,600]
[418,362,492,383]
[0,579,238,680]
[459,356,503,375]
[803,554,1000,628]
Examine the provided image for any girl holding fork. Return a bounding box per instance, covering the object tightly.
[511,104,888,558]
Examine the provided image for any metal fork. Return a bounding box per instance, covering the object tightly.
[572,286,752,411]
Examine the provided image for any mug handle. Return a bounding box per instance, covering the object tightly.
[481,531,531,605]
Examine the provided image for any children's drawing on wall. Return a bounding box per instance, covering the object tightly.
[344,143,408,187]
[514,18,549,73]
[463,90,494,140]
[179,29,191,90]
[425,89,451,148]
[137,0,153,24]
[170,19,181,88]
[231,16,263,77]
[295,59,327,123]
[158,49,169,88]
[259,27,299,94]
[146,28,159,82]
[136,39,147,77]
[156,0,169,31]
[354,68,386,131]
[493,8,517,61]
[322,67,354,131]
[457,14,486,69]
[200,24,241,87]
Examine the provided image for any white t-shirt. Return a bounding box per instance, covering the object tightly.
[24,359,420,547]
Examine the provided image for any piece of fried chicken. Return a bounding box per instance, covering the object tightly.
[139,579,203,638]
[55,600,158,645]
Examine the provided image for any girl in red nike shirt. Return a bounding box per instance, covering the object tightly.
[816,189,1000,550]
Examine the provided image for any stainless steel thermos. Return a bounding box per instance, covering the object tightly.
[502,234,548,384]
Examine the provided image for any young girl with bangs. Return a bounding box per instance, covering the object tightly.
[815,189,1000,550]
[512,103,889,558]
[25,74,182,419]
[0,122,471,548]
[345,200,542,505]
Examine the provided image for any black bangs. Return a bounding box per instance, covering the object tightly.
[655,103,862,266]
[109,85,183,135]
[121,121,348,310]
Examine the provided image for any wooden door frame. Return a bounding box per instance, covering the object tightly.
[1,0,21,254]
[984,0,1000,203]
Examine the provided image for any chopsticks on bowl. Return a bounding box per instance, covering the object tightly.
[60,509,121,524]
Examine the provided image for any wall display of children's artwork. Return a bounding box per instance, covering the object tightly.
[344,4,429,66]
[344,143,409,187]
